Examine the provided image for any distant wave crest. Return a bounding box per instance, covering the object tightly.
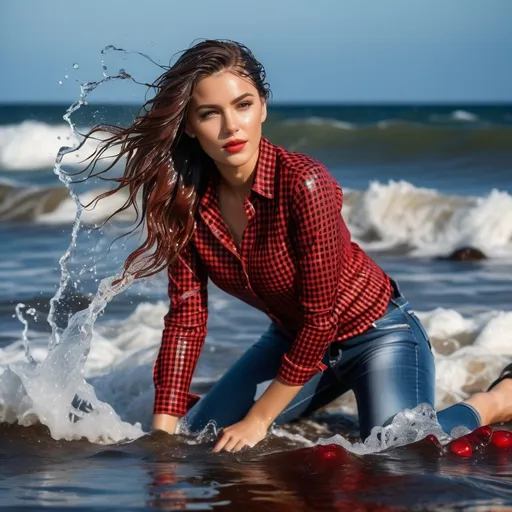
[344,181,512,258]
[1,178,511,258]
[0,121,121,171]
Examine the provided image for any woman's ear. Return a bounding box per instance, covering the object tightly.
[261,100,267,123]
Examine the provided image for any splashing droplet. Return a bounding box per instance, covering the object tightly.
[58,80,63,85]
[73,63,79,70]
[65,74,69,79]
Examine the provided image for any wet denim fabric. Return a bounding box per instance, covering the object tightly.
[186,282,481,439]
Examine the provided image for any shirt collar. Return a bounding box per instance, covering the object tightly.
[251,136,276,199]
[199,136,276,209]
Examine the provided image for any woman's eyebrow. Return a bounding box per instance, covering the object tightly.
[195,92,254,111]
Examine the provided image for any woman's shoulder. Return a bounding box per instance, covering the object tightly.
[274,143,337,190]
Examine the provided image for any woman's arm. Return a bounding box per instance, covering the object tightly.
[245,379,303,427]
[152,414,181,433]
[152,241,209,433]
[213,379,303,452]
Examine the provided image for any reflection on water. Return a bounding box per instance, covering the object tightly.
[2,422,512,511]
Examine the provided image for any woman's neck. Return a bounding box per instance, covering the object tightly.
[216,147,259,200]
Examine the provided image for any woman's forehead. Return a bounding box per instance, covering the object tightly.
[190,71,257,104]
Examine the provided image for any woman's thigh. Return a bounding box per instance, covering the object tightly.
[334,301,436,440]
[186,323,345,432]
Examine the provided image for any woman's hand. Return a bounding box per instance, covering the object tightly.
[212,415,269,453]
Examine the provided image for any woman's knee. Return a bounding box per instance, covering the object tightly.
[351,333,435,439]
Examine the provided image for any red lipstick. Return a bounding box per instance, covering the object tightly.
[223,139,247,153]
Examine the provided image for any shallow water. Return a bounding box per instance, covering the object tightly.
[2,421,512,511]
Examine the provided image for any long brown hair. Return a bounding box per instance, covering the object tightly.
[77,40,270,280]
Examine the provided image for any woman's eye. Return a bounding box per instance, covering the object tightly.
[200,111,216,119]
[238,101,252,109]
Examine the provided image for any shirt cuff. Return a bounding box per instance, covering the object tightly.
[276,353,328,386]
[153,388,201,417]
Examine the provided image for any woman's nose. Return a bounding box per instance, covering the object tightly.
[223,112,239,134]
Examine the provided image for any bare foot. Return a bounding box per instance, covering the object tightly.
[488,378,512,423]
[464,378,512,426]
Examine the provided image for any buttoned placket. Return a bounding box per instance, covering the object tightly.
[199,195,273,317]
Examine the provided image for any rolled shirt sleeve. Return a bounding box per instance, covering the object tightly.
[277,165,351,385]
[153,240,208,417]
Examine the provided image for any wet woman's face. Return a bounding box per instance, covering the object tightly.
[186,70,267,170]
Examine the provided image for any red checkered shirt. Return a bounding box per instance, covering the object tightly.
[153,137,392,417]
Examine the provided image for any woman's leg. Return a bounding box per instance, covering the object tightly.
[334,300,436,439]
[186,323,349,432]
[331,281,485,439]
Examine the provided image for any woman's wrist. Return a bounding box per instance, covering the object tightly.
[153,413,181,434]
[245,410,274,430]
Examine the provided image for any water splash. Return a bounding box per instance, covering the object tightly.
[14,304,36,365]
[317,404,450,455]
[1,45,158,443]
[47,64,133,350]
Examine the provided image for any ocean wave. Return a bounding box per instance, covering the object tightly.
[0,179,134,224]
[269,118,512,157]
[429,109,480,123]
[3,118,512,171]
[344,181,512,258]
[3,178,510,259]
[0,121,122,171]
[0,300,510,442]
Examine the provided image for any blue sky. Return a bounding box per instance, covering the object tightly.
[1,0,511,104]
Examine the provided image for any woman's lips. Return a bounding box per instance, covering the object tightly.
[223,140,247,153]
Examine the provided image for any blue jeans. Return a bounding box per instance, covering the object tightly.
[187,282,481,439]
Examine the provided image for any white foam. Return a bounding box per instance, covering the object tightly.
[428,110,479,124]
[451,110,479,122]
[0,274,146,444]
[0,121,122,171]
[1,299,511,447]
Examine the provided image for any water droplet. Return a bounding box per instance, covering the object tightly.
[73,63,79,70]
[65,74,68,79]
[58,80,63,85]
[57,136,61,140]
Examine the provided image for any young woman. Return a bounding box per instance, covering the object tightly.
[84,40,512,453]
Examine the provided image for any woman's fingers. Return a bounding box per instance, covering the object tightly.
[213,433,249,453]
[233,439,250,452]
[222,435,240,453]
[212,432,229,453]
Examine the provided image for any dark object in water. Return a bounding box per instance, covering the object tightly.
[439,247,487,261]
[69,394,94,423]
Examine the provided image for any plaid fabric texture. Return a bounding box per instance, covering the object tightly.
[153,137,392,417]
